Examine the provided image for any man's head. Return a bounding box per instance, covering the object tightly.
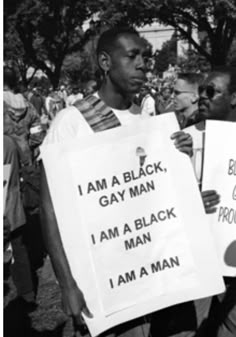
[4,66,18,92]
[198,67,236,121]
[96,26,148,95]
[4,91,28,121]
[174,73,203,117]
[139,84,150,99]
[161,87,172,100]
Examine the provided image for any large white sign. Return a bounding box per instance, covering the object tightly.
[202,120,236,276]
[41,114,224,337]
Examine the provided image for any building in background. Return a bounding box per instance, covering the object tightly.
[137,22,198,57]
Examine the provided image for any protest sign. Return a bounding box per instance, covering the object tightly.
[202,120,236,276]
[41,113,224,336]
[3,164,11,212]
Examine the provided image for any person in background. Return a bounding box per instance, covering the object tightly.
[155,86,174,114]
[174,73,203,129]
[30,87,46,117]
[58,85,67,107]
[66,86,84,106]
[185,67,236,337]
[4,90,45,166]
[4,135,37,310]
[83,79,98,97]
[140,84,156,116]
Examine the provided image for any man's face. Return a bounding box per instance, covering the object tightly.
[108,34,148,94]
[139,86,149,98]
[198,73,231,120]
[162,88,172,100]
[174,79,196,113]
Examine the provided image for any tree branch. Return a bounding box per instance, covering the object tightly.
[176,24,212,61]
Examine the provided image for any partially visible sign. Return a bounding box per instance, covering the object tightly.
[202,120,236,276]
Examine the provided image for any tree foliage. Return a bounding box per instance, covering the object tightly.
[97,0,236,68]
[177,50,211,73]
[4,28,37,86]
[4,0,97,88]
[153,33,177,74]
[4,0,236,86]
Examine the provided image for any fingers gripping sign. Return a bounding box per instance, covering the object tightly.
[201,190,221,214]
[171,131,193,157]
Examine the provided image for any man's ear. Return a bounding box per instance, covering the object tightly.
[97,51,111,74]
[230,92,236,108]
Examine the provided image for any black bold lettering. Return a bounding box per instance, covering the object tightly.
[96,179,107,191]
[228,159,236,175]
[170,256,180,268]
[123,172,132,183]
[111,176,120,187]
[167,208,177,219]
[154,161,163,173]
[151,261,162,273]
[108,227,119,239]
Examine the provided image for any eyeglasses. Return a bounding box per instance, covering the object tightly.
[198,85,217,99]
[173,89,194,96]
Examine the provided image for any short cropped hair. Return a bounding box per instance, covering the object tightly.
[177,73,204,86]
[210,66,236,94]
[96,26,139,58]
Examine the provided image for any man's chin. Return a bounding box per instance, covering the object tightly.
[199,106,210,119]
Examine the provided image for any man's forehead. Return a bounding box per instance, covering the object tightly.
[205,73,230,88]
[175,79,195,90]
[175,79,190,88]
[115,34,146,51]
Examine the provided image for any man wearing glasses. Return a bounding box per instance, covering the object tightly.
[198,69,236,122]
[186,67,236,337]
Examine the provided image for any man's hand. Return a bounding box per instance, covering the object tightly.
[61,282,93,327]
[201,190,220,214]
[171,131,193,157]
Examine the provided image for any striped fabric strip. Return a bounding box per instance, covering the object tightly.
[73,95,121,132]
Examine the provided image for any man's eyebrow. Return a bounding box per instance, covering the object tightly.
[125,48,140,53]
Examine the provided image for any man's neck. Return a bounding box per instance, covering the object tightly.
[98,83,132,110]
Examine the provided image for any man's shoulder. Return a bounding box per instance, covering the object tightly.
[50,105,81,126]
[43,105,91,144]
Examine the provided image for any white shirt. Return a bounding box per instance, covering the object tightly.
[141,94,156,117]
[44,95,148,145]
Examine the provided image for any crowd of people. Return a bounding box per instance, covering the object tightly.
[3,25,236,337]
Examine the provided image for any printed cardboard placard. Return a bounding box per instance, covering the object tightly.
[41,113,224,336]
[202,120,236,276]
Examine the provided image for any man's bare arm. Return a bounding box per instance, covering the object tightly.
[40,162,93,325]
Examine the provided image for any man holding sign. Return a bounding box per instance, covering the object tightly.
[200,67,236,337]
[184,67,236,337]
[40,26,198,337]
